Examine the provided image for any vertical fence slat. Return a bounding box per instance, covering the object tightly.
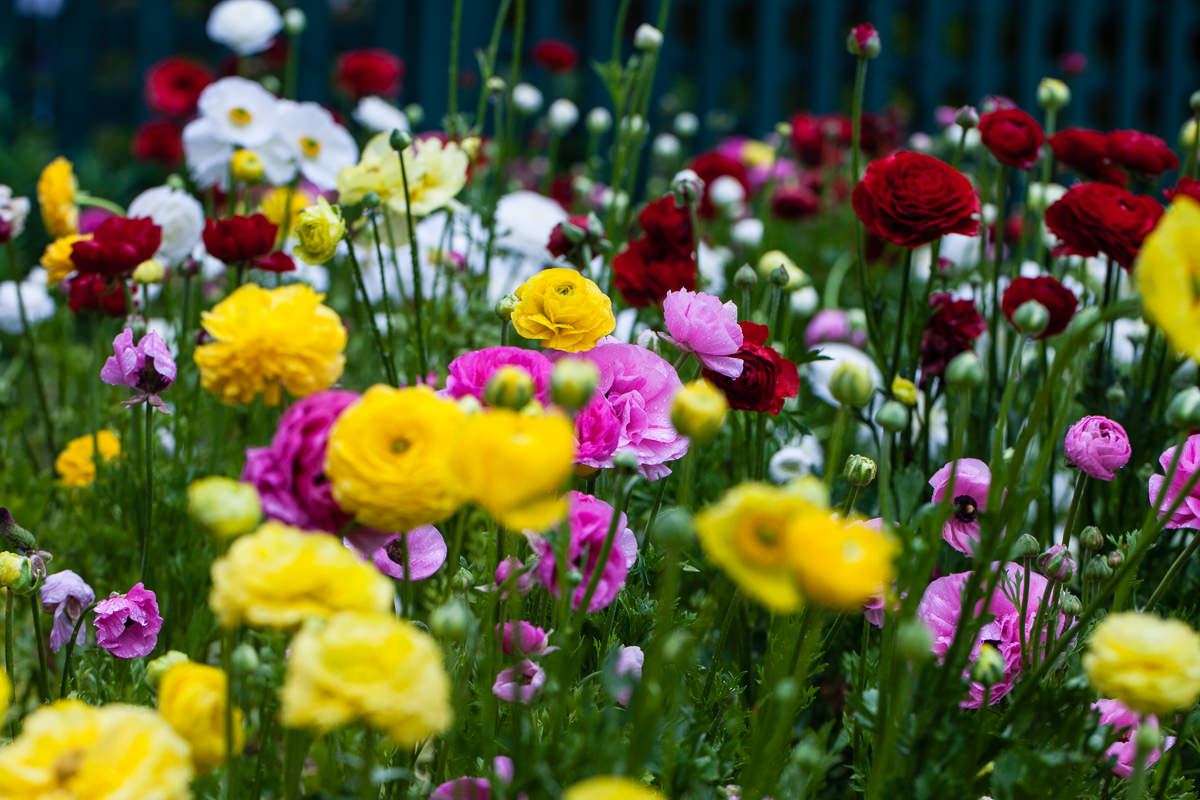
[810,0,838,113]
[297,0,331,103]
[915,0,944,131]
[586,0,616,111]
[969,0,1000,105]
[1114,0,1146,129]
[137,2,174,124]
[58,0,96,151]
[417,1,452,127]
[864,0,892,114]
[1015,0,1045,114]
[698,0,725,139]
[1161,0,1188,141]
[751,0,784,135]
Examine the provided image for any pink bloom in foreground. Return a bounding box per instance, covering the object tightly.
[430,756,516,800]
[1093,699,1173,779]
[1064,416,1130,481]
[533,491,637,613]
[93,582,162,659]
[99,328,177,411]
[928,458,992,555]
[662,289,743,378]
[1148,434,1200,529]
[41,569,94,653]
[493,660,546,704]
[370,526,447,581]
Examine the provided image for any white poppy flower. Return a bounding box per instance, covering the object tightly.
[270,101,359,190]
[0,271,54,334]
[353,96,411,134]
[196,77,279,148]
[207,0,283,56]
[182,118,235,190]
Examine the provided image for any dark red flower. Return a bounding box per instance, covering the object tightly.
[547,214,605,269]
[203,214,278,263]
[703,322,799,415]
[789,112,828,167]
[131,121,184,167]
[612,196,695,307]
[1048,128,1126,186]
[638,194,693,254]
[71,217,162,277]
[919,294,986,385]
[1165,176,1200,203]
[979,108,1045,170]
[1058,52,1088,77]
[846,23,880,57]
[335,49,404,99]
[1044,183,1162,269]
[531,39,578,74]
[689,152,751,219]
[1107,130,1179,177]
[67,273,128,317]
[144,57,212,117]
[254,252,296,273]
[852,152,980,248]
[770,183,820,220]
[1001,276,1078,339]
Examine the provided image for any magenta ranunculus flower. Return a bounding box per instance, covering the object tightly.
[1148,434,1200,529]
[92,582,163,659]
[614,644,644,706]
[497,621,553,656]
[805,309,866,350]
[1064,416,1131,481]
[241,389,359,533]
[430,756,516,800]
[370,526,447,581]
[496,556,534,596]
[99,328,177,411]
[533,491,638,613]
[1093,699,1173,779]
[928,458,993,556]
[40,569,94,653]
[493,659,546,704]
[661,289,743,378]
[444,346,554,406]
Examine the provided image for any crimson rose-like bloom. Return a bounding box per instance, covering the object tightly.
[1165,176,1200,203]
[203,214,278,264]
[1044,183,1161,269]
[1048,128,1126,186]
[67,273,128,317]
[703,321,799,415]
[531,39,579,74]
[335,49,404,99]
[1001,276,1078,339]
[613,196,696,307]
[71,217,162,277]
[852,152,980,247]
[979,109,1044,170]
[131,121,184,167]
[771,183,820,219]
[919,293,986,384]
[144,57,212,117]
[1107,130,1179,176]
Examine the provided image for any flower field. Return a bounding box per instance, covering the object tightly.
[3,1,1200,798]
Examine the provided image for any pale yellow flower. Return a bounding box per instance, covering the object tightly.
[1083,611,1200,715]
[1136,196,1200,363]
[260,186,314,229]
[564,776,667,800]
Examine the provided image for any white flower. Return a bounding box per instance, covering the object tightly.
[710,175,746,209]
[731,218,764,249]
[0,186,30,241]
[634,23,663,51]
[14,0,64,17]
[673,111,699,137]
[182,117,235,190]
[547,99,579,134]
[353,96,411,134]
[207,0,283,56]
[586,108,612,134]
[262,101,359,190]
[196,76,280,148]
[127,186,205,265]
[769,436,824,483]
[282,7,306,34]
[790,286,820,316]
[0,271,54,334]
[512,83,543,115]
[652,133,680,160]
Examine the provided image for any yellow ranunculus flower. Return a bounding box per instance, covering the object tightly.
[510,268,616,353]
[786,515,896,611]
[37,156,78,237]
[230,149,264,183]
[281,611,453,745]
[891,375,917,406]
[564,776,667,800]
[326,385,466,532]
[1082,611,1200,715]
[208,521,393,629]
[292,196,346,265]
[671,378,727,443]
[260,186,314,230]
[187,476,262,540]
[0,700,193,799]
[1136,196,1200,363]
[194,283,347,405]
[41,233,90,285]
[337,132,404,206]
[55,430,120,488]
[157,661,244,771]
[455,408,575,530]
[338,133,469,219]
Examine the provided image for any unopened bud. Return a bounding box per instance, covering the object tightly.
[1057,591,1082,616]
[1167,386,1200,429]
[512,83,544,115]
[0,552,33,594]
[1105,383,1127,406]
[389,128,412,151]
[612,450,640,471]
[896,617,933,663]
[484,366,535,410]
[586,107,613,134]
[1079,525,1103,550]
[1012,533,1041,560]
[844,454,877,487]
[671,379,728,444]
[282,8,306,34]
[875,400,909,433]
[146,650,190,688]
[945,351,984,389]
[551,357,600,412]
[361,191,381,209]
[971,643,1005,686]
[430,600,471,642]
[403,103,424,126]
[733,263,758,288]
[495,294,517,321]
[132,258,164,285]
[230,149,264,184]
[829,362,874,408]
[1136,720,1161,753]
[0,508,36,552]
[547,98,579,135]
[1107,551,1124,569]
[485,76,507,96]
[846,23,881,59]
[769,264,790,288]
[955,105,979,130]
[1038,544,1075,582]
[187,476,262,540]
[774,121,793,139]
[1084,556,1113,582]
[651,507,693,550]
[634,23,663,52]
[231,643,260,675]
[1036,77,1071,111]
[671,169,703,204]
[1012,300,1049,337]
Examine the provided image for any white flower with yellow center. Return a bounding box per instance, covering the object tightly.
[196,76,279,148]
[182,117,235,190]
[260,101,359,191]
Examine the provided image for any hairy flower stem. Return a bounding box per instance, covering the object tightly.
[396,147,429,384]
[344,243,398,386]
[7,243,57,457]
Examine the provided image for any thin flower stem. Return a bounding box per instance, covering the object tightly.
[447,0,463,118]
[29,592,49,703]
[74,193,126,217]
[987,163,1009,409]
[1058,470,1087,547]
[849,56,882,365]
[1189,113,1200,180]
[396,146,429,384]
[472,0,513,131]
[7,243,57,457]
[824,405,851,490]
[59,601,98,698]
[367,212,399,362]
[140,402,153,581]
[1143,531,1200,612]
[222,628,236,800]
[886,247,913,389]
[344,243,399,386]
[360,727,375,800]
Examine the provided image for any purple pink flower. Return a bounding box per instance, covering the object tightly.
[614,645,644,705]
[928,458,993,556]
[1148,434,1200,529]
[661,289,743,378]
[92,582,163,659]
[805,310,866,350]
[497,621,553,656]
[99,328,177,411]
[493,660,546,704]
[40,569,94,653]
[369,526,447,581]
[533,491,638,613]
[496,556,534,596]
[430,756,516,800]
[444,346,554,406]
[1064,416,1131,481]
[1093,699,1173,779]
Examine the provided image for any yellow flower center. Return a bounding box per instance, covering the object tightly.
[54,747,87,785]
[300,137,322,159]
[228,107,253,126]
[390,438,410,454]
[555,283,575,297]
[734,516,786,567]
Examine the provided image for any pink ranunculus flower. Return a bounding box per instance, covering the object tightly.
[444,346,554,406]
[496,556,535,597]
[928,458,993,556]
[1064,416,1131,481]
[533,491,637,613]
[661,289,743,378]
[430,756,517,800]
[241,389,359,534]
[99,328,177,411]
[497,621,553,656]
[1093,699,1173,779]
[40,569,94,653]
[370,526,447,581]
[492,660,546,704]
[614,644,644,705]
[1148,433,1200,529]
[92,582,163,659]
[804,309,866,350]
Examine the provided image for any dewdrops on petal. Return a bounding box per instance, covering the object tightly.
[1082,611,1200,716]
[280,611,452,745]
[493,659,546,704]
[37,156,78,237]
[786,515,897,611]
[40,233,89,285]
[511,268,616,352]
[564,776,666,800]
[93,582,163,659]
[55,430,120,487]
[156,661,243,771]
[1064,416,1131,481]
[1136,197,1200,362]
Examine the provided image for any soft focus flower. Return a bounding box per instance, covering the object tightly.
[265,101,359,189]
[805,309,866,350]
[145,57,212,117]
[93,582,163,658]
[431,757,516,800]
[338,132,468,217]
[1046,182,1161,270]
[662,289,743,377]
[689,152,750,219]
[1083,612,1200,715]
[1093,699,1173,779]
[66,273,126,317]
[186,476,262,541]
[445,347,554,407]
[71,217,162,277]
[613,196,696,307]
[1108,130,1179,177]
[206,0,282,55]
[370,527,447,581]
[281,611,452,744]
[919,293,986,384]
[132,120,185,167]
[40,570,94,653]
[292,197,345,265]
[671,378,728,443]
[1000,276,1077,339]
[978,109,1045,170]
[1049,128,1126,186]
[532,39,579,73]
[127,185,205,266]
[928,458,992,555]
[498,621,552,657]
[1137,197,1200,362]
[260,186,314,230]
[157,661,243,771]
[203,214,277,265]
[194,283,347,405]
[1064,416,1131,481]
[614,645,645,705]
[1148,433,1200,528]
[852,152,979,247]
[564,776,665,800]
[326,385,466,531]
[787,516,896,611]
[335,49,404,99]
[37,156,78,237]
[353,96,411,134]
[493,659,547,704]
[533,491,637,613]
[100,328,177,410]
[703,322,799,415]
[55,430,120,487]
[0,700,193,799]
[0,186,30,243]
[511,268,616,352]
[40,233,89,285]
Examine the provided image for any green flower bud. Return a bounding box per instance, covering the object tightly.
[1012,533,1041,560]
[389,128,413,152]
[844,454,877,487]
[733,263,758,288]
[1105,383,1127,406]
[955,105,979,130]
[829,362,875,408]
[1167,386,1200,429]
[1084,556,1113,582]
[429,600,471,642]
[1012,300,1050,338]
[1136,720,1161,753]
[551,357,600,412]
[612,450,640,471]
[404,104,424,126]
[495,294,518,321]
[651,507,694,550]
[361,191,381,209]
[1057,591,1082,616]
[1190,90,1200,114]
[0,508,36,552]
[971,643,1005,686]
[1079,525,1103,550]
[1036,77,1071,111]
[231,643,260,675]
[875,400,909,433]
[1107,550,1124,569]
[0,552,34,595]
[671,379,728,444]
[896,618,933,664]
[945,351,984,389]
[1065,305,1102,342]
[484,365,535,410]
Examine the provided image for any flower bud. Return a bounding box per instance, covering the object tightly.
[389,128,413,151]
[231,643,260,675]
[1191,90,1200,114]
[846,23,881,59]
[896,618,933,664]
[634,23,664,52]
[1012,532,1041,560]
[1105,383,1127,406]
[1057,590,1082,616]
[829,362,874,408]
[1167,386,1200,429]
[485,76,507,96]
[586,107,613,134]
[890,376,917,406]
[230,149,264,184]
[769,264,791,288]
[430,599,471,642]
[1012,300,1050,337]
[361,191,381,210]
[547,98,580,135]
[1136,720,1161,753]
[775,120,793,139]
[945,351,984,389]
[1106,550,1124,569]
[132,258,165,285]
[733,263,758,288]
[0,509,36,552]
[674,111,699,138]
[551,357,600,412]
[1084,556,1113,582]
[1038,544,1075,582]
[1181,120,1197,150]
[651,507,693,550]
[955,105,979,130]
[757,249,796,281]
[292,197,345,265]
[146,650,190,688]
[875,400,909,433]
[512,83,544,115]
[485,365,535,410]
[1036,77,1070,111]
[971,643,1005,686]
[612,450,640,472]
[671,378,728,444]
[1079,525,1103,550]
[844,454,877,487]
[671,169,703,204]
[0,552,34,595]
[403,103,424,126]
[1026,182,1066,215]
[495,294,518,321]
[282,7,306,34]
[187,476,262,541]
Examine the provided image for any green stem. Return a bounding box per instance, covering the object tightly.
[1058,470,1087,547]
[29,592,49,703]
[886,248,913,389]
[447,0,464,118]
[1144,532,1200,612]
[222,629,236,800]
[360,727,375,800]
[140,402,153,581]
[344,243,398,386]
[59,601,98,698]
[849,56,882,365]
[824,406,851,490]
[988,164,1009,410]
[74,192,126,216]
[396,146,429,384]
[7,243,57,457]
[573,474,637,627]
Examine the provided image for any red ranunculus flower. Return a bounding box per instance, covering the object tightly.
[131,121,184,167]
[919,293,986,385]
[531,39,579,74]
[71,217,162,277]
[852,152,980,248]
[979,108,1044,170]
[1001,276,1078,339]
[254,252,296,273]
[612,196,696,307]
[67,273,128,317]
[144,57,212,117]
[703,321,799,415]
[1044,182,1162,269]
[1107,130,1179,176]
[638,194,693,254]
[771,183,820,220]
[1048,128,1126,186]
[689,152,751,219]
[335,49,404,99]
[547,215,591,259]
[789,112,828,167]
[1165,176,1200,203]
[203,214,278,264]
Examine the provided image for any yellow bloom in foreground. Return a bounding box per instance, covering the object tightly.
[786,515,897,611]
[209,521,393,629]
[0,700,193,799]
[157,661,244,771]
[260,186,314,229]
[37,156,78,237]
[292,196,345,265]
[1136,196,1200,362]
[326,385,466,531]
[194,283,347,405]
[55,430,120,487]
[0,668,9,720]
[230,149,264,183]
[671,378,727,443]
[281,611,452,745]
[695,482,820,613]
[511,268,616,352]
[41,233,90,285]
[1082,611,1200,715]
[564,776,666,800]
[455,408,575,530]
